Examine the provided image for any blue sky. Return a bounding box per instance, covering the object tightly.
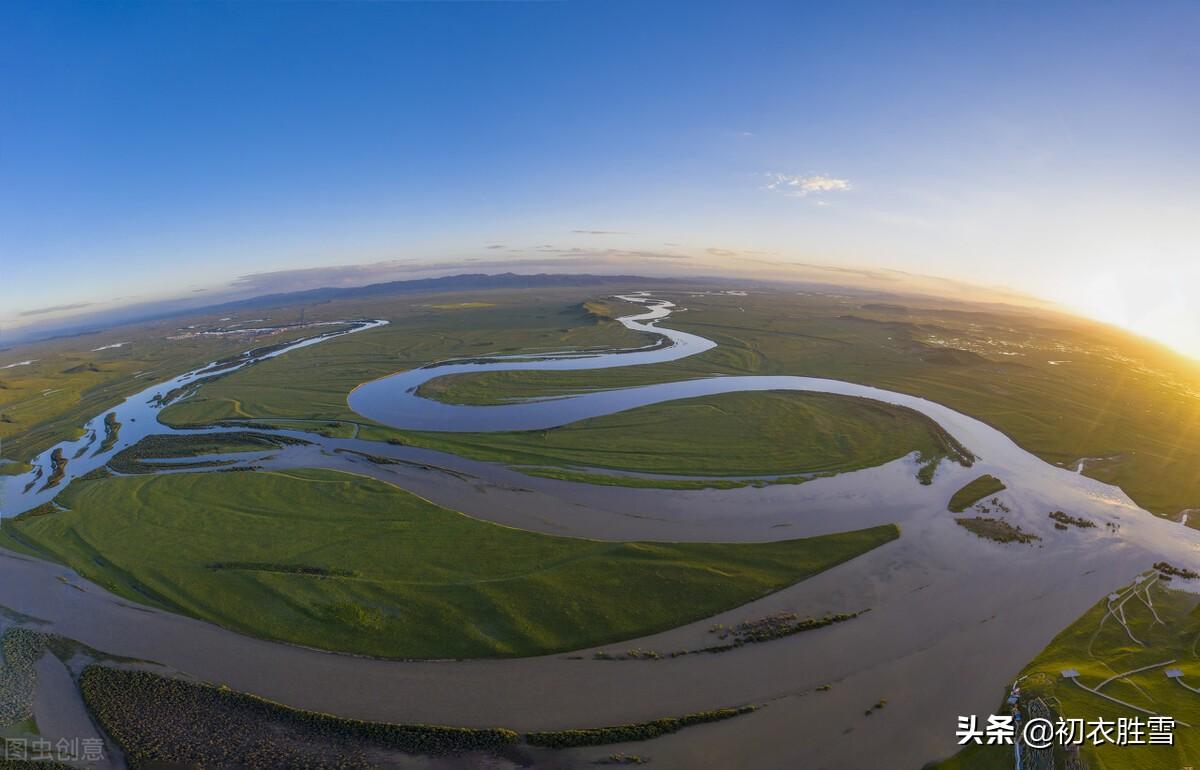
[3,1,1198,354]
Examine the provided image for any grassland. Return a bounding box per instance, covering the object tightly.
[0,318,350,472]
[947,474,1007,512]
[0,286,649,471]
[401,291,1200,519]
[390,391,969,483]
[931,574,1200,769]
[2,468,898,658]
[155,291,647,430]
[164,388,973,488]
[145,287,1200,518]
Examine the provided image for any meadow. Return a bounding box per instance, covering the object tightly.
[146,286,1200,519]
[10,282,1200,519]
[398,291,1200,520]
[0,317,345,475]
[394,391,969,483]
[154,289,649,429]
[11,281,1200,522]
[2,468,898,659]
[0,285,649,474]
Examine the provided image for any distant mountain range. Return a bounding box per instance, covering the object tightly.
[0,272,700,347]
[203,272,691,312]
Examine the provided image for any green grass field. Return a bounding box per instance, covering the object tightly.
[396,391,970,482]
[1,468,898,659]
[156,292,647,430]
[947,474,1007,512]
[405,292,1200,519]
[932,575,1200,769]
[0,319,350,473]
[146,288,1200,519]
[0,287,649,472]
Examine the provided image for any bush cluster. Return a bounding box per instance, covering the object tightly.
[525,706,757,749]
[1155,561,1199,580]
[95,412,121,454]
[0,628,47,726]
[107,432,308,474]
[954,516,1039,544]
[1048,510,1095,529]
[595,610,864,660]
[80,666,517,769]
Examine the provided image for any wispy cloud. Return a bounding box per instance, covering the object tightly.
[572,229,628,235]
[704,247,785,261]
[18,302,94,317]
[765,172,851,197]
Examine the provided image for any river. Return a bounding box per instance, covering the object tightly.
[1,294,1198,770]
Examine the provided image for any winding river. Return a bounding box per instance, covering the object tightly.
[2,293,1199,770]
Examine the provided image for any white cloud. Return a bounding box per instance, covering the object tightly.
[765,172,851,197]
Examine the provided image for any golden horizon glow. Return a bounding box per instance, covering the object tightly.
[1046,267,1200,362]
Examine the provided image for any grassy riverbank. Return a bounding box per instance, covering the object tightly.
[399,391,971,482]
[931,576,1200,769]
[3,468,898,658]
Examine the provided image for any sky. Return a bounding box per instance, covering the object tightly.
[2,1,1198,356]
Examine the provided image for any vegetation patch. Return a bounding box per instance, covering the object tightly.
[525,705,757,749]
[863,698,888,716]
[595,753,649,765]
[1048,510,1095,529]
[39,448,67,490]
[518,465,819,491]
[0,759,75,770]
[9,503,59,522]
[333,448,472,481]
[76,465,113,482]
[594,610,866,660]
[947,474,1006,512]
[1154,561,1199,580]
[206,561,359,578]
[79,666,518,769]
[94,412,120,455]
[6,469,899,658]
[713,609,865,645]
[0,628,46,727]
[107,432,309,474]
[429,302,496,310]
[954,517,1040,544]
[402,391,974,484]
